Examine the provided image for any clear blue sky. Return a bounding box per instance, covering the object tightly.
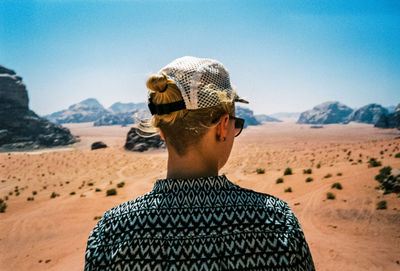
[1,0,399,115]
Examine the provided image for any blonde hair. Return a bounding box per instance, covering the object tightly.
[146,72,234,156]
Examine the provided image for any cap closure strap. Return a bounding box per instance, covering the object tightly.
[148,97,186,115]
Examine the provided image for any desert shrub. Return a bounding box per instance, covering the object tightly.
[0,199,7,213]
[337,172,343,176]
[87,182,94,186]
[326,192,335,200]
[375,166,392,183]
[368,158,381,168]
[324,173,332,179]
[27,197,34,201]
[303,169,312,174]
[316,163,321,169]
[117,182,125,188]
[331,182,343,190]
[305,177,313,183]
[93,216,102,220]
[32,191,37,195]
[284,168,292,175]
[395,152,400,158]
[106,188,117,196]
[256,168,265,174]
[276,178,284,184]
[95,188,102,192]
[376,200,387,210]
[284,187,292,192]
[50,192,59,198]
[70,191,76,195]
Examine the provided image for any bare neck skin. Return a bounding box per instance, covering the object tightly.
[163,114,233,179]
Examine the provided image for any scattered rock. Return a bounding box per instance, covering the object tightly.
[124,127,165,152]
[91,141,107,150]
[0,65,78,151]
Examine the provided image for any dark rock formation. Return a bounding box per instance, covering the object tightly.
[375,104,400,130]
[109,102,147,114]
[0,65,77,150]
[124,127,165,152]
[235,107,260,128]
[91,141,107,150]
[344,103,388,124]
[254,114,282,123]
[44,98,110,124]
[297,101,353,124]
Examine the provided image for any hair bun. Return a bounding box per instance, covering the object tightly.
[146,72,169,93]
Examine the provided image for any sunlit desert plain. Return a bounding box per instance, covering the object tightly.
[0,122,399,271]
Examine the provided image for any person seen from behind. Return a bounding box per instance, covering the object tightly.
[84,56,316,270]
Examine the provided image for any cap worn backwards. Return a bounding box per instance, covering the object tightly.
[148,56,248,116]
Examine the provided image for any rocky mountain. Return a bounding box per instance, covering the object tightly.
[386,105,397,113]
[254,114,282,123]
[235,107,260,128]
[344,104,388,124]
[297,101,353,124]
[109,102,147,113]
[44,98,110,124]
[0,65,77,150]
[375,104,400,130]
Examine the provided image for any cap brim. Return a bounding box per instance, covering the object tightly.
[234,97,249,104]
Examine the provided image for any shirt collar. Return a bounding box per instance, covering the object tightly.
[152,174,236,193]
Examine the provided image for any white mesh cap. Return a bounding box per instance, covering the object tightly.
[159,56,248,110]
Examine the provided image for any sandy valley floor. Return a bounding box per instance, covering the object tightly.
[0,122,399,270]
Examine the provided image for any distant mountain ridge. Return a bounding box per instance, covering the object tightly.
[44,99,280,127]
[44,99,149,125]
[297,101,397,126]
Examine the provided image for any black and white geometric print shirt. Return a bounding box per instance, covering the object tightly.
[84,174,315,271]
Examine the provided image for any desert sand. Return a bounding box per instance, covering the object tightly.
[1,122,399,271]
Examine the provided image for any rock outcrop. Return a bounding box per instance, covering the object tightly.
[91,141,107,150]
[44,98,110,124]
[0,65,77,150]
[235,107,261,128]
[297,101,353,124]
[344,103,388,124]
[124,127,165,152]
[375,104,400,130]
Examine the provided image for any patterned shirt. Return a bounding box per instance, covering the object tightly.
[84,174,315,271]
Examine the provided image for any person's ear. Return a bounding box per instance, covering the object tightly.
[216,114,229,141]
[159,130,165,140]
